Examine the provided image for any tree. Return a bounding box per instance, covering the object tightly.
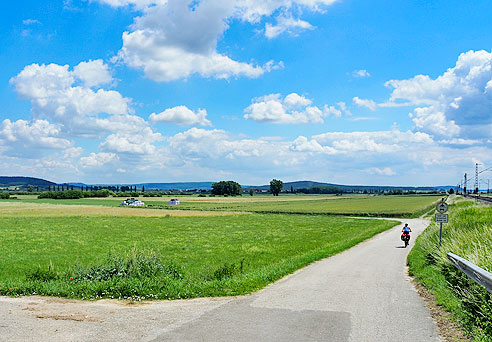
[270,179,283,196]
[142,185,145,193]
[448,188,455,194]
[27,185,34,192]
[211,181,241,196]
[290,185,294,193]
[249,189,254,196]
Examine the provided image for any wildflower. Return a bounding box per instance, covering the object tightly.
[70,277,73,280]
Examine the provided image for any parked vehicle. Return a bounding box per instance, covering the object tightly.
[120,198,145,207]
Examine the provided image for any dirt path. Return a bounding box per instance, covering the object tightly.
[0,218,441,341]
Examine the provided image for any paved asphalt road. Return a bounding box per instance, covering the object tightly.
[0,218,441,342]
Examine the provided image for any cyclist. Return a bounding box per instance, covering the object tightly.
[402,223,412,234]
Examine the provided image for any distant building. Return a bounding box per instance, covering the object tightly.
[168,198,180,205]
[120,198,145,207]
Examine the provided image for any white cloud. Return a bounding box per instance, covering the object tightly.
[168,127,282,161]
[323,105,342,117]
[385,50,492,138]
[235,0,338,22]
[103,0,337,81]
[439,138,481,146]
[352,69,370,78]
[290,136,336,153]
[353,97,377,111]
[80,152,118,168]
[116,0,266,82]
[149,106,212,126]
[99,127,163,155]
[348,116,378,122]
[23,19,41,25]
[10,62,131,137]
[366,167,396,176]
[265,16,314,39]
[310,128,434,155]
[244,93,342,124]
[72,59,113,88]
[0,119,72,157]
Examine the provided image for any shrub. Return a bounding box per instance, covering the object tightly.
[0,192,10,199]
[210,259,244,281]
[38,190,84,199]
[26,261,58,282]
[73,249,183,282]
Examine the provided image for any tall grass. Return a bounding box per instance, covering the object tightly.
[408,199,492,341]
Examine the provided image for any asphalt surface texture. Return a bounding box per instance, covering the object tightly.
[0,218,441,341]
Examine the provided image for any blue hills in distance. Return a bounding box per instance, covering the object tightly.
[0,176,455,191]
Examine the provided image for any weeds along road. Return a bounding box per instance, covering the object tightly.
[0,218,440,342]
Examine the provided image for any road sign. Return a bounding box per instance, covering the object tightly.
[436,202,448,213]
[436,214,448,223]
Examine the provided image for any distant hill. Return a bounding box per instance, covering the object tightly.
[0,176,56,189]
[6,177,453,192]
[245,180,446,192]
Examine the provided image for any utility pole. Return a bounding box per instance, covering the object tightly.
[464,173,467,196]
[475,163,480,194]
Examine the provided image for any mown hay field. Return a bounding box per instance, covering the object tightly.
[9,194,442,217]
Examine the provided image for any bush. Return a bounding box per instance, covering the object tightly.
[73,249,183,282]
[39,189,112,199]
[83,189,112,198]
[38,190,84,199]
[0,192,10,199]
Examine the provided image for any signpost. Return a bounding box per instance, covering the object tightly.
[436,199,448,246]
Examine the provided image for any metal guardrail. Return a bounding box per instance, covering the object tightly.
[447,252,492,294]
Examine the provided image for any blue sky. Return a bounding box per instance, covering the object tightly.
[1,0,492,186]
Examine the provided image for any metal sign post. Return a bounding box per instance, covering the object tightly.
[436,199,448,247]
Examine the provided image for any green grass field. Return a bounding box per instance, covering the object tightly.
[408,198,492,341]
[8,194,441,217]
[0,213,398,300]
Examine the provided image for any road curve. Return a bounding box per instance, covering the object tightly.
[0,218,441,342]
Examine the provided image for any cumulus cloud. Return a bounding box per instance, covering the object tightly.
[352,69,370,78]
[353,97,377,111]
[72,59,113,88]
[100,127,163,155]
[10,62,131,137]
[102,0,336,81]
[309,128,434,155]
[149,106,212,126]
[0,119,72,157]
[168,127,286,162]
[385,50,492,138]
[116,0,266,82]
[265,16,314,39]
[244,93,344,124]
[80,152,118,168]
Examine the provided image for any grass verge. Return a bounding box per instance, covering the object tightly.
[408,199,492,341]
